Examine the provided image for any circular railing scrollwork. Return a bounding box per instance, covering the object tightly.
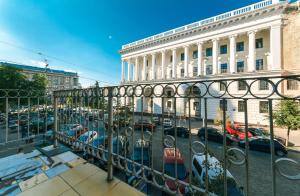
[275,158,300,180]
[226,147,246,166]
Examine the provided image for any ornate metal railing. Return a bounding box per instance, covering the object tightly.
[0,90,53,150]
[52,75,300,196]
[1,75,298,195]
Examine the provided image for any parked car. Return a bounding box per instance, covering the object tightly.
[134,120,156,131]
[239,136,287,157]
[192,154,244,196]
[65,127,87,142]
[152,116,160,125]
[198,127,233,145]
[226,126,253,140]
[72,131,98,150]
[163,148,189,195]
[163,119,173,127]
[239,127,286,145]
[164,126,189,138]
[126,139,151,185]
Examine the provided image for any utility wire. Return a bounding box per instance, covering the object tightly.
[0,40,119,86]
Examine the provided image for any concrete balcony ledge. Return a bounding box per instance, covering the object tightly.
[19,162,144,196]
[0,145,144,196]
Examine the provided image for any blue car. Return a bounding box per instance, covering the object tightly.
[126,140,151,194]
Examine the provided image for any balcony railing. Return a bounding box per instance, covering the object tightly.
[0,74,299,195]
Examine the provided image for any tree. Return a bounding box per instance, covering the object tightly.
[30,74,47,92]
[273,100,300,146]
[0,65,28,89]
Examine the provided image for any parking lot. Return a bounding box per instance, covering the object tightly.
[1,113,300,196]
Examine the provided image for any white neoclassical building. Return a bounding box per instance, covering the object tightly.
[119,0,299,125]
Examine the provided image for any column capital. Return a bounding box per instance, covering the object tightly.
[196,41,204,46]
[271,23,282,29]
[229,34,238,39]
[183,44,191,49]
[172,48,177,52]
[151,52,157,56]
[212,38,220,42]
[247,30,257,35]
[161,49,166,54]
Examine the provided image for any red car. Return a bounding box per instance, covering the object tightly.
[134,120,156,131]
[226,126,252,140]
[164,148,189,195]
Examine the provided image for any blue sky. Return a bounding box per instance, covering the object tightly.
[0,0,280,87]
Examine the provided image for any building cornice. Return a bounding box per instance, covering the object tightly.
[120,0,287,55]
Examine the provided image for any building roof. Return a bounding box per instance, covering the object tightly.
[0,61,78,77]
[120,0,288,52]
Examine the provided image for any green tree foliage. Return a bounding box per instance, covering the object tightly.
[0,65,47,112]
[0,65,28,89]
[273,100,300,146]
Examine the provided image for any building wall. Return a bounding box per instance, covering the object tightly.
[282,10,300,97]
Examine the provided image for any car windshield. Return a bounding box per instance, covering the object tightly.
[92,138,105,147]
[164,163,187,180]
[67,130,76,137]
[78,135,89,142]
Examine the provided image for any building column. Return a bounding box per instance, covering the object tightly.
[127,59,132,81]
[184,45,189,77]
[212,38,219,75]
[197,42,203,76]
[270,24,282,70]
[151,53,156,80]
[203,59,207,76]
[121,59,125,82]
[248,30,256,72]
[143,55,147,81]
[172,48,177,78]
[135,57,139,81]
[161,50,166,79]
[229,35,237,73]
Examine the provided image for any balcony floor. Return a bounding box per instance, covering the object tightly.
[19,162,144,196]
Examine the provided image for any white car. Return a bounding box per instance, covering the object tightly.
[163,118,172,127]
[192,154,244,196]
[73,131,98,150]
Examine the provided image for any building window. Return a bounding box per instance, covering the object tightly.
[220,63,228,73]
[220,81,227,91]
[206,48,212,57]
[170,70,172,77]
[259,101,269,113]
[219,100,227,111]
[206,65,212,75]
[236,42,244,52]
[193,67,198,76]
[237,61,245,73]
[287,80,299,90]
[220,45,227,54]
[193,102,200,111]
[181,53,184,61]
[259,80,269,90]
[256,59,264,71]
[170,55,173,63]
[238,81,247,91]
[256,38,263,49]
[167,101,172,108]
[167,91,172,97]
[193,50,198,59]
[181,69,184,77]
[238,101,245,112]
[146,60,149,66]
